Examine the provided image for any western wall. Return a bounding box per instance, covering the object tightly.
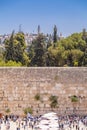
[0,67,87,115]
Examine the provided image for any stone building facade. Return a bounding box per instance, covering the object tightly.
[0,67,87,115]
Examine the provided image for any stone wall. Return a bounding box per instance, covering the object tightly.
[0,67,87,115]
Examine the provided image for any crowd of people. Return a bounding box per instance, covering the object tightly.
[56,114,87,130]
[0,113,86,130]
[34,113,87,130]
[0,114,40,130]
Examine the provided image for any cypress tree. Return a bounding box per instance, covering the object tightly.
[53,25,58,43]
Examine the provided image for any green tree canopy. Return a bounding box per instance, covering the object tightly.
[4,31,29,66]
[28,34,47,66]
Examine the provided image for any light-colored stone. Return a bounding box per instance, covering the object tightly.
[0,67,86,115]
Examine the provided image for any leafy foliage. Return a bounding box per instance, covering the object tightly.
[5,108,11,113]
[49,95,58,108]
[34,93,41,101]
[46,32,86,66]
[71,95,79,102]
[0,60,22,67]
[23,107,33,115]
[28,34,47,66]
[4,31,29,66]
[0,29,87,67]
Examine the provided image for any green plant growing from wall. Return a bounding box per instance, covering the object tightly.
[34,93,41,101]
[49,95,58,108]
[70,95,79,102]
[23,107,33,115]
[5,108,11,114]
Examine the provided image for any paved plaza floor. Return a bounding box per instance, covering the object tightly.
[0,112,87,130]
[0,121,32,130]
[64,122,87,130]
[0,120,86,130]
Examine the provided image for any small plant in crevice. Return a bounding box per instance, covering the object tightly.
[23,107,33,115]
[70,95,79,102]
[5,108,11,114]
[49,95,58,108]
[34,93,41,101]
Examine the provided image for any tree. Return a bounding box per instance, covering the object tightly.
[71,49,84,66]
[47,44,65,66]
[4,32,29,66]
[0,60,22,67]
[53,25,58,43]
[82,28,87,42]
[37,25,41,35]
[4,31,15,61]
[29,34,46,66]
[0,46,5,61]
[3,30,87,67]
[47,34,52,48]
[62,50,72,66]
[83,44,87,66]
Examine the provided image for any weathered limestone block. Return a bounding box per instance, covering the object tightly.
[38,104,45,108]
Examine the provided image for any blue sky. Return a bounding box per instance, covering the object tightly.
[0,0,87,36]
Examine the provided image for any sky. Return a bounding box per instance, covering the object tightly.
[0,0,87,37]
